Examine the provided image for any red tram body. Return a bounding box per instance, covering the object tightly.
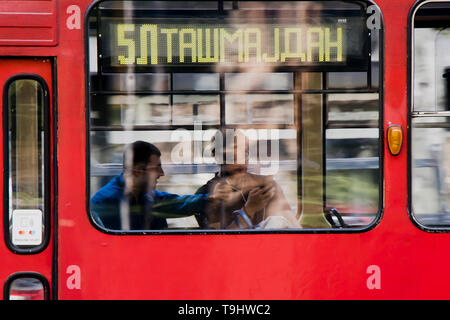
[0,0,449,300]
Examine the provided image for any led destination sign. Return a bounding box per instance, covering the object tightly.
[101,18,367,69]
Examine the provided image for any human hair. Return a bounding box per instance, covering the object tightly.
[123,140,161,171]
[211,130,249,158]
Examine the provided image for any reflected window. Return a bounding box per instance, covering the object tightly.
[6,276,48,300]
[173,74,220,91]
[87,0,382,232]
[225,94,294,124]
[411,2,450,228]
[173,95,220,124]
[224,73,294,91]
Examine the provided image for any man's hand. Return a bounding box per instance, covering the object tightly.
[243,183,275,217]
[209,182,234,203]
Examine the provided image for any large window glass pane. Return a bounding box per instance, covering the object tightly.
[411,2,450,228]
[87,0,382,232]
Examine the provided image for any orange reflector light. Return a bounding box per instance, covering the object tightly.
[387,125,403,156]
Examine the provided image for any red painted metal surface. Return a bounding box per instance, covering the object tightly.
[2,0,449,300]
[0,58,53,298]
[0,1,58,46]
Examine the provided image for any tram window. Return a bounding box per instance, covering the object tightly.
[411,2,450,228]
[6,277,46,300]
[173,73,220,91]
[173,95,220,125]
[87,0,382,232]
[100,1,221,10]
[91,95,171,126]
[89,73,170,92]
[225,94,294,124]
[327,93,379,125]
[327,73,368,89]
[4,78,49,248]
[224,73,294,91]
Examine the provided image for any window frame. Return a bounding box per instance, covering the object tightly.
[84,0,385,235]
[2,74,51,253]
[408,0,450,232]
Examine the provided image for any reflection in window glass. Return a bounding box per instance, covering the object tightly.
[412,120,450,225]
[8,277,46,300]
[371,31,380,89]
[101,1,220,10]
[91,95,170,126]
[414,29,450,112]
[225,94,294,124]
[327,94,379,125]
[327,73,367,89]
[173,74,220,91]
[173,95,220,124]
[411,2,450,227]
[7,79,46,247]
[225,73,293,91]
[326,128,379,223]
[90,73,170,92]
[87,0,382,231]
[301,73,323,90]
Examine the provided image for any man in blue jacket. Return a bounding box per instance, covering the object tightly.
[90,141,209,230]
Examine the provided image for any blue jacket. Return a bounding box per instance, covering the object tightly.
[90,173,208,230]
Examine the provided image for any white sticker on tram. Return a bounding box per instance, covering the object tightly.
[11,209,43,246]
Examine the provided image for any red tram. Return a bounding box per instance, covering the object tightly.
[0,0,449,300]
